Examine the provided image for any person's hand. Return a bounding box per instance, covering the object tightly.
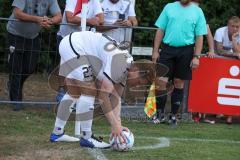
[190,57,200,69]
[110,124,126,144]
[87,17,100,26]
[207,51,216,58]
[113,19,124,25]
[38,16,52,28]
[234,52,240,59]
[232,32,239,42]
[122,126,129,132]
[237,53,240,59]
[121,20,132,26]
[152,50,159,63]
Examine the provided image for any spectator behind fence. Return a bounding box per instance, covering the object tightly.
[6,0,62,111]
[99,0,138,42]
[214,16,240,59]
[58,0,104,39]
[152,0,207,125]
[214,16,240,124]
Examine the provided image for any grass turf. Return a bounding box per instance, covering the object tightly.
[0,106,240,160]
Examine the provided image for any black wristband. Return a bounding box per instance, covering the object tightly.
[193,55,201,59]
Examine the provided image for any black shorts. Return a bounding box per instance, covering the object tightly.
[157,43,194,80]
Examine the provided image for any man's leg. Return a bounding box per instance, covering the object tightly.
[76,95,95,139]
[48,35,62,74]
[73,82,110,148]
[155,44,174,123]
[154,77,168,123]
[50,93,80,142]
[8,34,24,110]
[77,94,111,148]
[170,78,184,125]
[172,44,194,125]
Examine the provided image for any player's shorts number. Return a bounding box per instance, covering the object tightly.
[82,65,93,79]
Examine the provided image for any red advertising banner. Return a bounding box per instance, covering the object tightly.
[188,57,240,115]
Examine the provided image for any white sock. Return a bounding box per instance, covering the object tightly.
[76,94,95,139]
[53,93,77,134]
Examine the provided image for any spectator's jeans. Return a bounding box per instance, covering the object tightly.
[7,32,40,101]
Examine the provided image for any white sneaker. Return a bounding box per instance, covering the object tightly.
[50,133,80,142]
[80,135,111,149]
[152,115,160,124]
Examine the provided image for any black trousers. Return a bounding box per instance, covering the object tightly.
[48,35,62,74]
[157,43,194,80]
[7,32,40,101]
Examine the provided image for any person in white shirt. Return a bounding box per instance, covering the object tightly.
[50,31,154,148]
[214,16,240,124]
[214,16,240,59]
[99,0,138,42]
[58,0,104,38]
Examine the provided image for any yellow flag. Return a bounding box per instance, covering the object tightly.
[144,82,156,118]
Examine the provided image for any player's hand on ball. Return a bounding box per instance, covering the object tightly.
[111,125,126,144]
[109,128,135,151]
[122,126,129,132]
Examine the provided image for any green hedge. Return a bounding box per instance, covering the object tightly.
[0,0,240,71]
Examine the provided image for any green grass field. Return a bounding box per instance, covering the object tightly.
[0,106,240,160]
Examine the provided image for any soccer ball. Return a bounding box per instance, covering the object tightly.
[109,129,134,151]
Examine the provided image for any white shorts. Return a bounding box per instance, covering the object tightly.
[58,35,93,81]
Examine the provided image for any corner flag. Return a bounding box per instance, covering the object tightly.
[73,0,89,16]
[144,83,157,118]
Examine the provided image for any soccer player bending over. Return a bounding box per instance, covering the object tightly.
[49,31,154,148]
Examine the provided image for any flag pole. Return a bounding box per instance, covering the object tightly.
[80,2,87,31]
[74,0,88,137]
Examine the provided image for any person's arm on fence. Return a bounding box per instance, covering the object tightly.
[127,1,138,26]
[127,16,138,26]
[48,13,62,25]
[215,41,237,57]
[232,32,240,58]
[47,0,62,25]
[206,25,215,58]
[13,7,45,25]
[65,0,103,27]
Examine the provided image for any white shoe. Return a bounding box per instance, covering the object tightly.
[50,133,80,142]
[80,135,111,149]
[152,115,160,124]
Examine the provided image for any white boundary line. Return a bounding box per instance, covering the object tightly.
[133,137,170,150]
[86,136,240,159]
[171,137,240,144]
[87,148,109,160]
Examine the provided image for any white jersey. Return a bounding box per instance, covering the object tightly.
[214,26,240,52]
[59,31,133,84]
[58,0,103,37]
[100,0,136,42]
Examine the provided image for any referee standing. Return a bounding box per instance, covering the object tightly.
[152,0,207,125]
